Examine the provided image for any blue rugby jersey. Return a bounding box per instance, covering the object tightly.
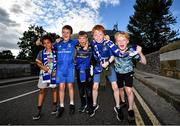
[92,40,113,62]
[75,45,92,70]
[54,39,78,72]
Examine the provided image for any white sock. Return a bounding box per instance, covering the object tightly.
[93,103,97,106]
[60,103,64,107]
[116,105,120,109]
[70,101,74,105]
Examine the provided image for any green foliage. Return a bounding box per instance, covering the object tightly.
[0,50,15,59]
[128,0,179,54]
[17,25,45,61]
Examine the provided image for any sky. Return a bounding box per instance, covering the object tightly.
[0,0,180,56]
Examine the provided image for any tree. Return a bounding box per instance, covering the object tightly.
[0,50,15,59]
[17,25,46,61]
[127,0,179,54]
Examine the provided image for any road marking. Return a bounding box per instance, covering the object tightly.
[133,88,161,125]
[0,89,39,104]
[0,80,38,89]
[134,103,145,125]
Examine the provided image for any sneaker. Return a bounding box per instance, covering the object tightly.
[120,101,126,108]
[85,105,91,114]
[89,104,99,117]
[114,107,123,121]
[128,110,135,122]
[56,106,64,118]
[78,105,87,113]
[32,110,41,120]
[69,104,75,115]
[51,105,58,115]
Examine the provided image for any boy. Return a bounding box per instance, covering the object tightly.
[89,25,123,121]
[75,31,93,113]
[114,32,146,121]
[54,25,78,117]
[33,35,57,120]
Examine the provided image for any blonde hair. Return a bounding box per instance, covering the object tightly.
[114,32,129,40]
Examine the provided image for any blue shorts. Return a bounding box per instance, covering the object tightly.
[56,67,75,84]
[93,66,117,83]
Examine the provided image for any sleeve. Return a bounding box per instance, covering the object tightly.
[106,40,122,57]
[72,39,79,47]
[36,50,43,61]
[109,47,113,57]
[53,42,58,52]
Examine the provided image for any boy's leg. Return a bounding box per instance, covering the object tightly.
[56,83,65,118]
[116,72,126,107]
[108,67,123,121]
[59,83,65,107]
[92,82,99,106]
[68,83,75,114]
[78,82,87,112]
[68,83,74,105]
[125,87,134,110]
[124,72,135,121]
[84,69,93,113]
[119,88,125,102]
[119,88,126,107]
[51,87,57,114]
[111,82,120,108]
[125,86,135,121]
[89,82,99,117]
[33,88,46,120]
[76,70,86,109]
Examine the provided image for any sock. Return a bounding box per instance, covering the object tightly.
[93,103,97,107]
[70,101,74,105]
[116,105,120,109]
[60,103,64,107]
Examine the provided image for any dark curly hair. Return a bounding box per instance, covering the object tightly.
[40,34,53,44]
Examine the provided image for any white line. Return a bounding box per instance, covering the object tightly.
[133,88,161,125]
[0,89,39,104]
[0,80,38,89]
[134,103,145,125]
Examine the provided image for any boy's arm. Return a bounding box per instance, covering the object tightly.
[73,39,79,46]
[36,59,49,72]
[106,40,122,57]
[136,45,147,65]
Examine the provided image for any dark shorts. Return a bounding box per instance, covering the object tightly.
[116,71,134,88]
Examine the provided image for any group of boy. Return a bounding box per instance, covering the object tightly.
[32,24,146,122]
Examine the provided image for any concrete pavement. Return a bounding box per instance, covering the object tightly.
[134,69,180,112]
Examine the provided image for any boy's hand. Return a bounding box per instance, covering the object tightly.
[41,65,49,72]
[56,38,61,43]
[101,61,109,68]
[136,45,142,54]
[83,42,89,50]
[52,71,56,77]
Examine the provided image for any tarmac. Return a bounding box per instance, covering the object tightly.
[0,69,179,113]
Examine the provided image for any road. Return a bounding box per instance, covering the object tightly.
[0,78,177,125]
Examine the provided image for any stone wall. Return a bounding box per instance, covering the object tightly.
[0,59,38,79]
[160,41,180,79]
[136,41,180,79]
[136,51,160,75]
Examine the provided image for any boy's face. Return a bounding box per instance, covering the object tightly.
[62,28,71,41]
[93,30,104,43]
[116,36,129,51]
[78,36,88,47]
[43,39,52,50]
